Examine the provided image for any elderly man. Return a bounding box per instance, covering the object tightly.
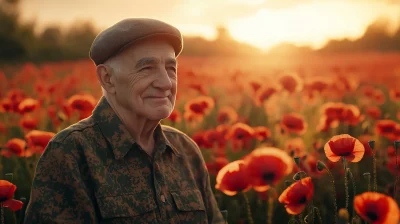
[24,18,225,224]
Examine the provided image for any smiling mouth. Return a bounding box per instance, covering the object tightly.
[148,96,168,99]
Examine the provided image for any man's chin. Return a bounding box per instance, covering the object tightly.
[145,108,172,121]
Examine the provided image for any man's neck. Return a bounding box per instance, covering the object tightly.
[105,95,159,155]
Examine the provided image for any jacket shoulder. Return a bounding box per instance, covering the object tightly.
[51,117,96,144]
[162,125,196,144]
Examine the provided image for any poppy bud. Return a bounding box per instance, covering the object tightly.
[338,208,349,222]
[5,173,13,182]
[394,140,400,151]
[293,171,307,181]
[317,161,327,172]
[294,156,300,167]
[368,140,375,151]
[363,172,371,181]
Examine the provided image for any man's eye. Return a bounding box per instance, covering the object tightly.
[141,66,153,71]
[167,67,176,72]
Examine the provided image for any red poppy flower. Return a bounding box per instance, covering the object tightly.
[343,104,364,126]
[321,102,346,120]
[244,147,294,192]
[361,85,375,98]
[206,157,229,176]
[216,124,230,138]
[47,105,57,119]
[6,89,26,112]
[215,160,251,196]
[217,106,238,124]
[285,138,306,157]
[305,78,329,93]
[67,94,96,119]
[373,89,385,105]
[278,177,314,215]
[20,116,38,130]
[389,88,400,102]
[279,73,302,93]
[375,120,398,140]
[5,138,26,157]
[354,192,399,224]
[225,123,255,141]
[25,130,56,154]
[204,129,226,149]
[324,134,365,162]
[0,98,13,112]
[183,111,203,123]
[0,180,24,211]
[168,109,182,123]
[184,96,215,116]
[253,126,271,141]
[249,81,262,93]
[188,83,207,95]
[191,131,213,149]
[316,115,339,132]
[281,113,307,135]
[366,106,381,120]
[255,86,277,106]
[18,98,39,114]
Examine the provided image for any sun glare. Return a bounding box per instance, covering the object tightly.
[227,1,400,50]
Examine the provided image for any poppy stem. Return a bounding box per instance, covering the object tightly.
[373,153,377,192]
[342,157,349,210]
[325,168,338,223]
[298,213,303,224]
[394,141,399,200]
[346,168,357,220]
[313,207,323,224]
[267,189,274,224]
[305,201,314,224]
[288,216,299,224]
[241,192,254,224]
[1,204,3,224]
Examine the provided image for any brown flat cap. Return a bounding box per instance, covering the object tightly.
[89,18,183,65]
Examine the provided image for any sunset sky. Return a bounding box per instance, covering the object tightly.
[20,0,400,51]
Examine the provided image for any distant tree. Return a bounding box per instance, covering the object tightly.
[63,21,98,59]
[319,17,400,53]
[0,0,27,60]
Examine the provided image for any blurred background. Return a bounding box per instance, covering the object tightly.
[1,0,400,63]
[1,0,400,223]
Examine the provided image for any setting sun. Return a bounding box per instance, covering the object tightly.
[20,0,400,51]
[227,1,400,50]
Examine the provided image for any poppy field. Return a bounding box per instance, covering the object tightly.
[0,53,400,223]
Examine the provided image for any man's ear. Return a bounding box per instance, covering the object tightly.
[96,64,116,94]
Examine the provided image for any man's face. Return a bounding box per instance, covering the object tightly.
[110,38,177,121]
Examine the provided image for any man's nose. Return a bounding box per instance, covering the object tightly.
[153,68,173,90]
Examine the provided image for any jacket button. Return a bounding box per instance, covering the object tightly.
[160,194,166,203]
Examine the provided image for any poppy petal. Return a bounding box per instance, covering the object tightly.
[2,199,23,211]
[323,143,342,162]
[285,204,307,215]
[0,180,17,200]
[348,139,365,162]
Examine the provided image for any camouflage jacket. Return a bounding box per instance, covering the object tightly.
[24,97,225,224]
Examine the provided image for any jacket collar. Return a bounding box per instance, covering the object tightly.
[91,96,180,160]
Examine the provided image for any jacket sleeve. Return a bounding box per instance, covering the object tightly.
[203,169,226,224]
[185,136,225,224]
[24,139,98,224]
